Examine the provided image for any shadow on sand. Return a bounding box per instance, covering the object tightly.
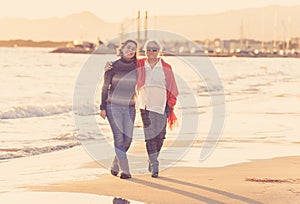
[129,177,263,204]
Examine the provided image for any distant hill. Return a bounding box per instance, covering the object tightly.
[1,5,300,42]
[149,5,300,41]
[0,11,120,42]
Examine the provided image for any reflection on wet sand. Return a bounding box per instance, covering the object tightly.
[0,192,144,204]
[113,197,130,204]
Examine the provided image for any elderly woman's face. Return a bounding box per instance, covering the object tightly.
[146,42,159,58]
[122,42,137,59]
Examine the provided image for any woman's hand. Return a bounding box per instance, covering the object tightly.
[100,110,107,119]
[104,61,113,71]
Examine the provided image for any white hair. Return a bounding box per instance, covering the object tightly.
[143,39,162,51]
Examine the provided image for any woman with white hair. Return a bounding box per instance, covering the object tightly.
[136,40,178,178]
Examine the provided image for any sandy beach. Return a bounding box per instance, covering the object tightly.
[29,155,300,204]
[1,143,299,204]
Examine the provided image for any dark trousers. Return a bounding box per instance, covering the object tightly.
[140,107,168,172]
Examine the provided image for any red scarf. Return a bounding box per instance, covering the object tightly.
[136,58,179,129]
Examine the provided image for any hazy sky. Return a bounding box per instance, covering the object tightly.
[1,0,300,22]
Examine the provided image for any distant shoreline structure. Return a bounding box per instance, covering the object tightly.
[45,38,300,58]
[2,39,300,58]
[0,39,69,48]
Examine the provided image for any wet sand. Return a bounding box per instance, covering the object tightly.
[30,156,300,204]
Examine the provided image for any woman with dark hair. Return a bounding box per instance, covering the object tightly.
[100,39,138,179]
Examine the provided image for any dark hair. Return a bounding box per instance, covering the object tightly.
[117,39,138,59]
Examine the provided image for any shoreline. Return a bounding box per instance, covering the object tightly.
[28,155,300,204]
[2,43,300,58]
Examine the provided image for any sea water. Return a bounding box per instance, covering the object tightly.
[1,47,300,164]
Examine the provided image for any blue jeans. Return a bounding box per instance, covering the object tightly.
[106,103,136,174]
